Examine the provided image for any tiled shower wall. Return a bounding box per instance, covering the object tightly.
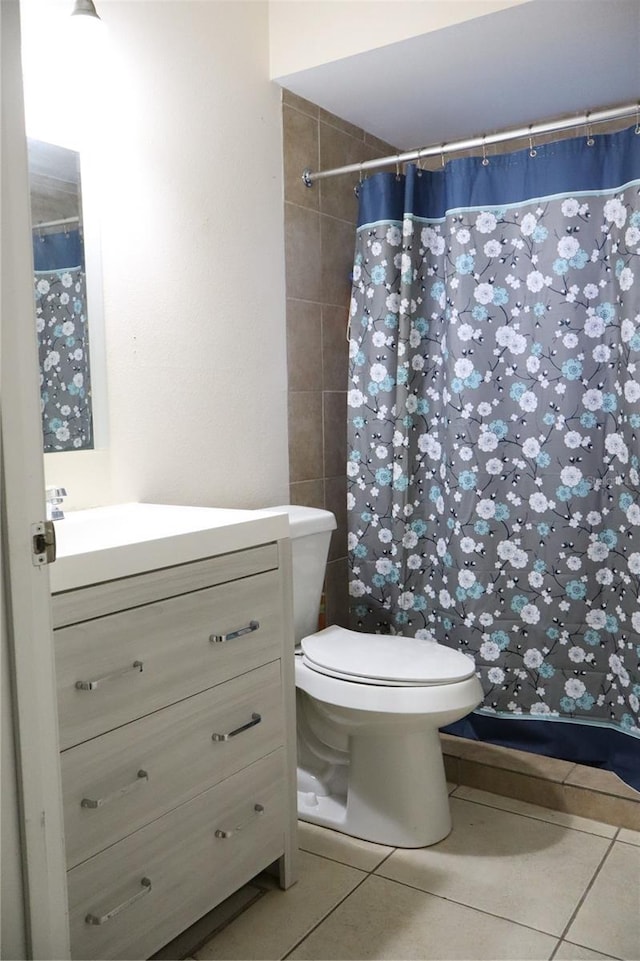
[282,90,396,627]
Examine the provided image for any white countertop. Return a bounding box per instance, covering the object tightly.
[50,503,289,593]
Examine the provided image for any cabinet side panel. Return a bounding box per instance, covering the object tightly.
[276,536,298,888]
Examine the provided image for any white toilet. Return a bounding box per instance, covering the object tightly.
[272,505,483,848]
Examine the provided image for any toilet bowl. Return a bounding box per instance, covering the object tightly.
[264,505,484,848]
[296,625,482,847]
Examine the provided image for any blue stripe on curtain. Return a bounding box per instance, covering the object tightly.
[358,124,640,227]
[446,714,640,792]
[33,228,83,271]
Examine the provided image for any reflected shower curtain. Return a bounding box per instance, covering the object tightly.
[347,125,640,788]
[33,229,93,452]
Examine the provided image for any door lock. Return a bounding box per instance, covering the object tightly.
[31,520,56,566]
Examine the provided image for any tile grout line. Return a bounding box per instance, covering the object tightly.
[549,940,623,961]
[279,843,404,959]
[297,846,395,874]
[287,295,352,310]
[279,868,372,960]
[445,753,640,806]
[448,771,640,824]
[285,196,358,230]
[372,846,399,873]
[283,98,368,144]
[295,808,626,958]
[211,817,626,961]
[449,789,619,838]
[292,840,601,955]
[548,931,624,961]
[550,831,623,960]
[615,835,640,848]
[283,93,399,155]
[369,867,585,944]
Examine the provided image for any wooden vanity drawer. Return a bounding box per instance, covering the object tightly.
[67,749,286,961]
[52,544,279,628]
[62,660,284,868]
[55,570,282,749]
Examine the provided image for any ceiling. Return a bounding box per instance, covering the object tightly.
[275,0,640,151]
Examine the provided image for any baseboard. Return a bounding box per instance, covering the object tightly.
[441,732,640,831]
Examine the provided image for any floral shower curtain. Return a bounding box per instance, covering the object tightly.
[347,125,640,789]
[33,229,93,452]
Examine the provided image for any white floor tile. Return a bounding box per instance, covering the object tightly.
[452,785,616,838]
[297,820,393,872]
[566,841,640,960]
[194,851,365,960]
[289,874,557,960]
[554,941,621,960]
[617,827,640,847]
[376,797,609,936]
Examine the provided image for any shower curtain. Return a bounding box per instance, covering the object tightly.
[347,124,640,789]
[33,229,93,452]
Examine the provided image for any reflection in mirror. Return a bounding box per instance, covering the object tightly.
[28,138,93,452]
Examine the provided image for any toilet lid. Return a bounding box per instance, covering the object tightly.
[301,626,476,686]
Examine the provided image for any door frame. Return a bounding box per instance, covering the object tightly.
[1,0,70,956]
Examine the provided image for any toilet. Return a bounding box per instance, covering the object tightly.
[269,505,484,848]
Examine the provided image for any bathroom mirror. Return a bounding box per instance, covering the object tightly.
[27,137,106,453]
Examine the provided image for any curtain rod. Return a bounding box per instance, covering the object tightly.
[302,102,639,187]
[33,215,80,231]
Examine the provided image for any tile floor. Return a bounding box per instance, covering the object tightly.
[184,785,639,961]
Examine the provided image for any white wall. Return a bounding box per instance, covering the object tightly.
[98,1,289,510]
[26,1,289,512]
[269,0,530,78]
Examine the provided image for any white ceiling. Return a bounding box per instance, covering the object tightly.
[276,0,640,151]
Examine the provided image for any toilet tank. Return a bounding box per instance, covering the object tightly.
[262,505,337,643]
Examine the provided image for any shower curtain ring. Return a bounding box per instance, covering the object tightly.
[396,155,402,179]
[635,104,640,135]
[441,145,446,168]
[585,114,595,146]
[529,128,537,158]
[482,137,489,166]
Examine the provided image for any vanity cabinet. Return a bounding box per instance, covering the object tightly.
[52,538,297,961]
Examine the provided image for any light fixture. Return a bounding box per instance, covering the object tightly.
[68,0,106,137]
[69,0,105,53]
[70,0,102,21]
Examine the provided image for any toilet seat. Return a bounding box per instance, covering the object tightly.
[301,625,476,687]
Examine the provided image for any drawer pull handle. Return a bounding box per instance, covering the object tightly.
[75,660,143,692]
[209,620,260,644]
[212,712,261,742]
[215,803,264,839]
[85,877,152,925]
[81,769,149,809]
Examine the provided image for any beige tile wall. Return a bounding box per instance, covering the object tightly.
[282,90,396,627]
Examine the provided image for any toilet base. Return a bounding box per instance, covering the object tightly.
[297,728,452,848]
